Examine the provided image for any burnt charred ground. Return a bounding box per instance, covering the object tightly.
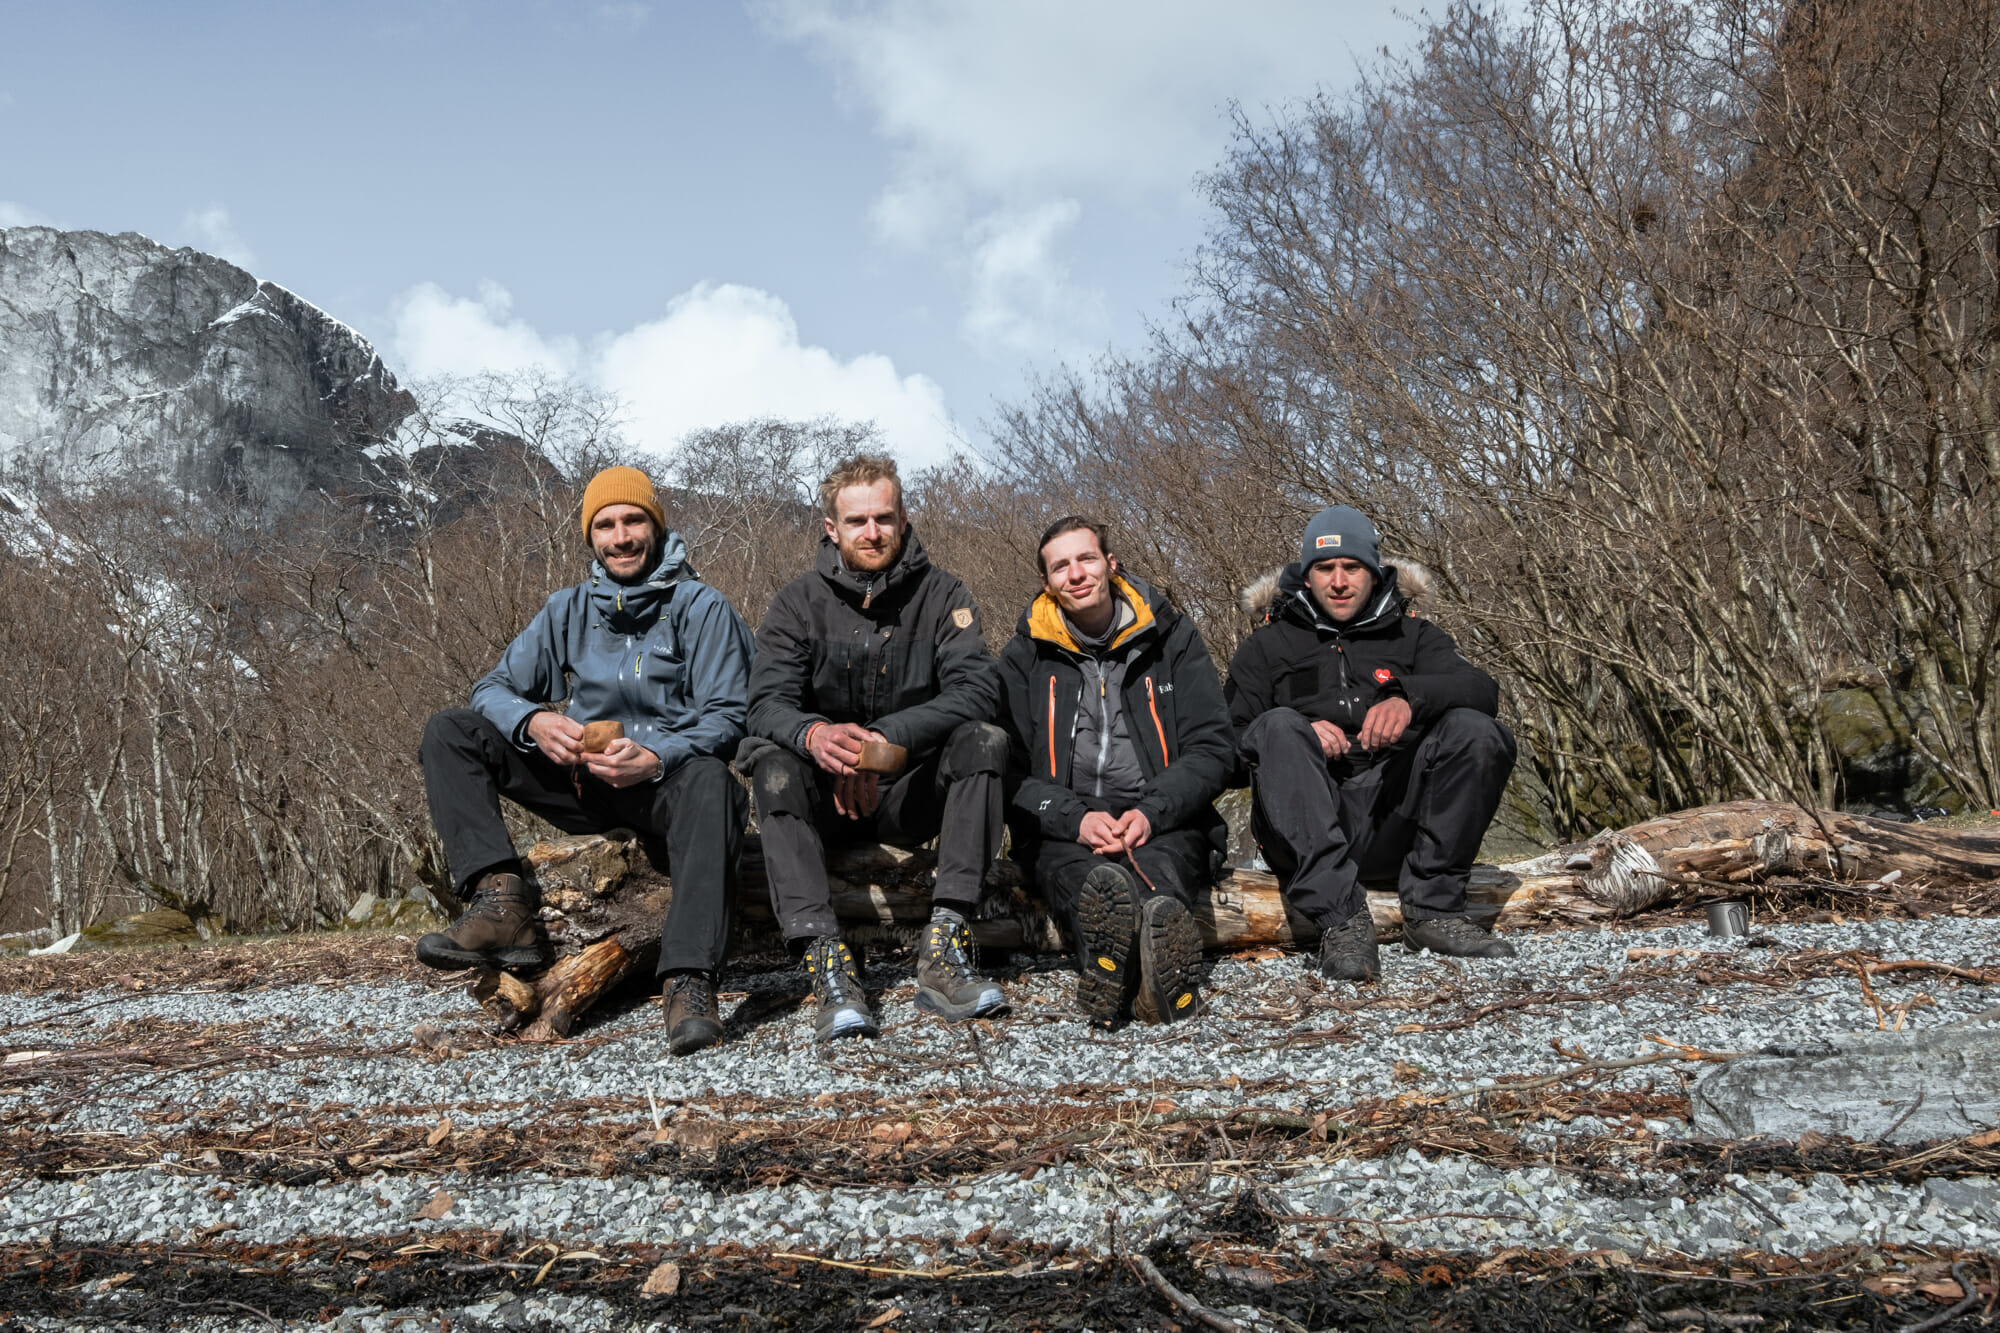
[1,1235,1994,1331]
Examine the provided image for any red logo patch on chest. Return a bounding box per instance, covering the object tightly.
[1374,668,1394,684]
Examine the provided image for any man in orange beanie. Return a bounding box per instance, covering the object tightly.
[416,465,754,1056]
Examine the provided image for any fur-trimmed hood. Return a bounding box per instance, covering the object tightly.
[1240,557,1432,622]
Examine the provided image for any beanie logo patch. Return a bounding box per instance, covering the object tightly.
[1315,534,1342,549]
[1374,668,1393,684]
[952,607,974,629]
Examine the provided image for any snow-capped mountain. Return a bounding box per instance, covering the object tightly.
[0,227,413,507]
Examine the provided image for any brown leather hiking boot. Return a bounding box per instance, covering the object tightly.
[415,871,552,972]
[914,913,1008,1021]
[662,972,723,1056]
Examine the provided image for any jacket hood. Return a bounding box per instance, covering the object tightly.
[814,524,933,604]
[1018,572,1166,653]
[1240,558,1431,628]
[586,524,694,594]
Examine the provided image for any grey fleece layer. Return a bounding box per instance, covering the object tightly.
[470,528,754,780]
[1064,603,1146,807]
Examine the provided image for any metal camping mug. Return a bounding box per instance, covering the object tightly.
[1706,899,1750,938]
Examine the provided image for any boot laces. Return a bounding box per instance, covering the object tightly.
[808,939,865,1005]
[669,973,716,1020]
[1424,916,1487,946]
[924,920,976,982]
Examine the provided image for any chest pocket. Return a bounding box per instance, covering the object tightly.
[643,639,686,703]
[883,633,934,716]
[1275,661,1325,708]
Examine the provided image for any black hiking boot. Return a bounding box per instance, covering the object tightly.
[662,971,723,1056]
[1317,908,1380,982]
[804,935,878,1040]
[1403,914,1517,958]
[415,871,552,972]
[1075,864,1139,1027]
[1132,894,1202,1024]
[915,910,1008,1021]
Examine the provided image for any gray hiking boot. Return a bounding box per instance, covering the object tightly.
[662,971,723,1056]
[915,911,1008,1021]
[1132,894,1202,1024]
[1403,914,1517,958]
[415,871,552,972]
[1075,864,1140,1027]
[1317,908,1380,982]
[804,935,878,1040]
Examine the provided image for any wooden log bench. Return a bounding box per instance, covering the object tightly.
[463,800,2000,1038]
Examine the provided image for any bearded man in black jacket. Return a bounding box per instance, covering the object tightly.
[1226,506,1518,982]
[1001,518,1236,1027]
[742,455,1010,1040]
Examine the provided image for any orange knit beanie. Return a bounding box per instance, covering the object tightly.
[579,466,666,537]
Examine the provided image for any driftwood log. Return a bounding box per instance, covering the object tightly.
[468,799,2000,1036]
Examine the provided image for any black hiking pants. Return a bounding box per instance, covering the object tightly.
[1032,822,1214,955]
[1240,706,1515,928]
[744,721,1009,944]
[420,707,745,975]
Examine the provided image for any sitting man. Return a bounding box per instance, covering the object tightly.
[742,454,1009,1039]
[999,518,1235,1026]
[416,465,753,1056]
[1226,505,1517,981]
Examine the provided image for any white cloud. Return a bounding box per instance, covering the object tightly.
[390,279,958,464]
[0,200,56,228]
[180,206,257,270]
[758,0,1405,359]
[962,199,1098,356]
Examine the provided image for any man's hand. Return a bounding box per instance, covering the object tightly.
[1311,718,1350,760]
[1080,810,1152,854]
[585,738,662,788]
[807,722,882,776]
[1356,697,1412,751]
[527,710,585,764]
[832,770,882,819]
[1079,811,1126,854]
[1111,809,1152,850]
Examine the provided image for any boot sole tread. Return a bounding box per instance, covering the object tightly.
[1138,897,1203,1023]
[1075,868,1138,1025]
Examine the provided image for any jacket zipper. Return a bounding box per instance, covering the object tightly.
[1146,676,1170,766]
[1045,675,1058,778]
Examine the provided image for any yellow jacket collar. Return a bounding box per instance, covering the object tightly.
[1026,574,1154,652]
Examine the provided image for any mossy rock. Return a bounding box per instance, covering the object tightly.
[78,909,201,949]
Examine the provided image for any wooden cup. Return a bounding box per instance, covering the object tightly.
[855,740,909,775]
[579,720,625,754]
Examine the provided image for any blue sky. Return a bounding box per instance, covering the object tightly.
[1,1,1413,464]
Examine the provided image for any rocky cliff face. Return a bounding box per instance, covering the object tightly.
[0,227,413,508]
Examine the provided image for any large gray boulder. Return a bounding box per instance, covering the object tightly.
[1691,1026,2000,1143]
[0,226,412,507]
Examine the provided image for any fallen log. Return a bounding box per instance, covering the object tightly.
[464,799,2000,1036]
[1691,1026,2000,1143]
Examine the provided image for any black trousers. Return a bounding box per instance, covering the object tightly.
[420,707,745,975]
[1240,706,1516,928]
[745,721,1008,943]
[1033,824,1213,955]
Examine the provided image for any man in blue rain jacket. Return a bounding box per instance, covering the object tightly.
[415,466,753,1056]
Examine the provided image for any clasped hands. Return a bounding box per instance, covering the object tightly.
[808,721,888,818]
[1080,808,1152,855]
[1312,696,1412,759]
[527,712,660,787]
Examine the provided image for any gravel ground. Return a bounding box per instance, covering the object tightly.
[2,914,1996,1330]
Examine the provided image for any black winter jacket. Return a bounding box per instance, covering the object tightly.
[747,529,1001,758]
[1225,563,1498,760]
[1000,574,1235,850]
